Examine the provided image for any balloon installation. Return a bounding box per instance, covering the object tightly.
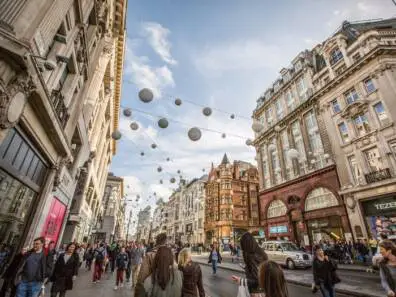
[139,88,154,103]
[188,127,202,141]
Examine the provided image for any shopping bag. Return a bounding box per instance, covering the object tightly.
[237,278,250,297]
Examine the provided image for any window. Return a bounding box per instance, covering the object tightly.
[344,88,359,105]
[364,147,384,172]
[353,113,370,137]
[331,99,341,114]
[330,48,343,65]
[281,130,290,180]
[267,200,287,218]
[269,139,281,184]
[261,145,270,189]
[348,155,362,184]
[304,110,323,154]
[352,52,361,62]
[296,77,306,96]
[286,90,296,111]
[265,107,274,127]
[338,122,349,143]
[275,98,284,120]
[305,187,338,211]
[374,102,389,126]
[291,121,306,161]
[364,78,376,94]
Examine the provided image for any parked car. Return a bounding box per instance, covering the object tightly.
[262,241,312,269]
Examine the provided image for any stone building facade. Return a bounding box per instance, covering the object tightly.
[93,173,124,243]
[0,0,125,254]
[151,200,166,241]
[204,154,259,246]
[312,19,396,240]
[135,206,151,244]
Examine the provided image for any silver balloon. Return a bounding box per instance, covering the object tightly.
[157,166,162,172]
[175,98,182,106]
[160,179,163,184]
[188,127,202,141]
[138,88,154,103]
[252,120,264,133]
[123,108,132,117]
[158,118,169,129]
[170,177,176,183]
[166,158,170,162]
[111,130,122,140]
[137,195,140,199]
[202,168,205,172]
[230,114,235,119]
[245,139,253,146]
[177,170,181,174]
[268,143,277,151]
[140,152,145,156]
[130,122,139,130]
[203,107,212,116]
[154,192,157,196]
[151,143,157,149]
[287,148,299,160]
[222,133,226,138]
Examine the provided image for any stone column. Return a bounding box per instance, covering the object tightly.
[0,0,27,30]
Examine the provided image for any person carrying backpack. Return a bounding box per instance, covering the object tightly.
[92,243,107,283]
[114,247,129,290]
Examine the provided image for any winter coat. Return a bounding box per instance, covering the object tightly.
[143,264,182,297]
[313,257,340,287]
[50,253,79,292]
[179,262,205,297]
[116,253,129,270]
[243,251,268,293]
[208,250,222,263]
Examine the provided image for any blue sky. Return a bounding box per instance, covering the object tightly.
[111,0,395,227]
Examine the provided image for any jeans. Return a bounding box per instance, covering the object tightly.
[116,269,125,286]
[131,264,141,287]
[319,283,335,297]
[16,281,42,297]
[211,260,217,274]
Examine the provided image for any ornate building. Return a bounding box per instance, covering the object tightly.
[204,154,259,245]
[0,0,126,253]
[93,173,124,243]
[135,206,152,244]
[252,48,349,246]
[312,19,396,240]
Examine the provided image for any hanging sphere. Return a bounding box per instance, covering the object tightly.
[188,127,202,141]
[140,152,145,156]
[170,177,176,183]
[175,98,182,106]
[268,143,277,151]
[151,143,157,149]
[202,168,205,172]
[158,118,169,129]
[222,133,226,138]
[160,179,163,184]
[230,114,235,119]
[111,130,122,140]
[157,166,162,172]
[130,122,139,130]
[287,148,299,160]
[137,195,140,199]
[245,139,253,146]
[166,158,170,162]
[177,170,181,174]
[123,108,132,117]
[138,88,154,103]
[202,107,212,116]
[154,192,157,196]
[252,120,264,133]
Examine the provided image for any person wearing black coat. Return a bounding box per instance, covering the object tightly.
[313,245,340,297]
[50,243,79,297]
[0,249,25,297]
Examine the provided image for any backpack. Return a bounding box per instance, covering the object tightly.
[95,249,105,263]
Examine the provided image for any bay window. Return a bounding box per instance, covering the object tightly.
[374,102,389,126]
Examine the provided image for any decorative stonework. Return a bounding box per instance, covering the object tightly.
[0,75,36,129]
[340,100,368,119]
[52,157,73,191]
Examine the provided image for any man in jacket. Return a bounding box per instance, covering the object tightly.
[93,243,107,283]
[130,242,144,288]
[134,233,167,297]
[15,237,53,297]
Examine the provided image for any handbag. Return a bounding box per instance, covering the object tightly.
[237,278,250,297]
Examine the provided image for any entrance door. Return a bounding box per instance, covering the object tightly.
[41,198,66,245]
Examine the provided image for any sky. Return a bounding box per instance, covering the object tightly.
[110,0,395,230]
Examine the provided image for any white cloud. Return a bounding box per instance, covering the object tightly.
[193,40,282,75]
[124,40,175,98]
[142,22,177,65]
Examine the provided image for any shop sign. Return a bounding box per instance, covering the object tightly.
[269,225,288,234]
[362,196,396,216]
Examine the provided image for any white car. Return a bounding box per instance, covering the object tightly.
[262,241,312,269]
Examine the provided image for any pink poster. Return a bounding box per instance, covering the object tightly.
[41,197,66,245]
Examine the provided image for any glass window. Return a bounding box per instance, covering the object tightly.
[265,107,273,127]
[364,78,376,94]
[275,98,284,120]
[364,147,384,172]
[305,187,338,211]
[353,113,370,137]
[348,155,362,184]
[286,90,296,111]
[291,121,306,161]
[338,122,349,143]
[331,99,341,114]
[344,88,359,105]
[304,110,323,155]
[281,130,290,180]
[330,48,343,65]
[269,139,281,184]
[267,200,287,218]
[296,77,306,96]
[374,102,389,126]
[261,145,270,189]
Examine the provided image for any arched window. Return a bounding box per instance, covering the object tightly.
[267,200,287,218]
[305,187,338,211]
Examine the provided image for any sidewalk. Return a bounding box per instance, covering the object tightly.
[192,252,371,272]
[192,256,382,297]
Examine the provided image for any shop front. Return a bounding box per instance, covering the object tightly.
[40,197,67,245]
[361,195,396,239]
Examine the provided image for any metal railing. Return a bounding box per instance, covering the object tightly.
[51,89,70,128]
[365,168,392,184]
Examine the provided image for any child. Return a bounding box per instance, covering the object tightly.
[114,247,129,290]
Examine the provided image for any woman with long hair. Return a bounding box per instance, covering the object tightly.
[50,243,79,297]
[178,248,205,297]
[144,246,182,297]
[208,242,222,275]
[313,245,339,297]
[379,240,396,297]
[259,261,289,297]
[231,232,268,293]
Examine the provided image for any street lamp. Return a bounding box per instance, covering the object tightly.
[30,55,57,71]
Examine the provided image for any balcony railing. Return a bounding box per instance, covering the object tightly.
[365,168,392,184]
[51,90,69,128]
